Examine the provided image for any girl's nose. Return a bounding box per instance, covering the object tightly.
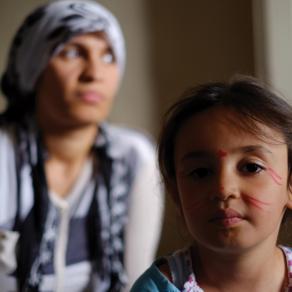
[212,167,240,202]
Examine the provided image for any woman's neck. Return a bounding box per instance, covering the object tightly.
[40,124,98,197]
[41,124,98,164]
[194,243,286,292]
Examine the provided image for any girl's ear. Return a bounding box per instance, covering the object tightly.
[167,180,180,206]
[168,180,187,222]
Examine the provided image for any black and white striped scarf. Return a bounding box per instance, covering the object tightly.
[1,1,128,290]
[14,121,134,291]
[1,0,125,105]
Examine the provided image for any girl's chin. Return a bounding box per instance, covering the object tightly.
[195,234,254,254]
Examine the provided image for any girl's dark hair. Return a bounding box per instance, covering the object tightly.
[158,76,292,201]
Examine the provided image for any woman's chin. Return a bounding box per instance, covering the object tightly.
[68,109,109,127]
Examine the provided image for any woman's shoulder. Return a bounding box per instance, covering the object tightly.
[0,124,17,149]
[103,123,156,159]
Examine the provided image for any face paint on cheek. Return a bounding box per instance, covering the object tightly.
[242,193,271,211]
[267,167,283,185]
[217,149,227,158]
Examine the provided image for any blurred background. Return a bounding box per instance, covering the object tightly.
[1,0,291,255]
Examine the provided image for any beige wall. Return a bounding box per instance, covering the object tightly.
[0,0,254,255]
[253,0,292,101]
[147,0,254,123]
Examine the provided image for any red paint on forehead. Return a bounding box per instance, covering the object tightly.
[218,150,227,158]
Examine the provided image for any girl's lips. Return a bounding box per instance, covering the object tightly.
[78,91,105,104]
[209,208,244,227]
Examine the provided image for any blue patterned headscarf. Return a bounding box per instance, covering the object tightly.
[1,0,125,104]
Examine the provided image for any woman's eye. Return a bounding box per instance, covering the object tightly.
[241,163,265,174]
[189,168,212,179]
[101,51,115,64]
[62,47,81,59]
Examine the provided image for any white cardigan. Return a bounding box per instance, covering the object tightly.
[0,123,164,291]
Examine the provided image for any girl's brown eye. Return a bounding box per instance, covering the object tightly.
[241,163,265,174]
[189,167,213,179]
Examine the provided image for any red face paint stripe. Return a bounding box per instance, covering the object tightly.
[267,167,283,185]
[242,193,270,211]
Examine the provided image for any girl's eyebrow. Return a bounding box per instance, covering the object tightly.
[240,145,273,155]
[180,151,213,162]
[180,145,273,162]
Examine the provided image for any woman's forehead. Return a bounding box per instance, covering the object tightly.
[66,31,110,46]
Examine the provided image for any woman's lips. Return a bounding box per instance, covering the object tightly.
[209,209,244,227]
[78,91,105,104]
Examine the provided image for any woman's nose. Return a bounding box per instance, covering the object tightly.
[81,57,104,82]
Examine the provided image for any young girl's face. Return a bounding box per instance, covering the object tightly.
[173,106,292,254]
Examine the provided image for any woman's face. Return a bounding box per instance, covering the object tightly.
[36,32,119,130]
[173,106,292,255]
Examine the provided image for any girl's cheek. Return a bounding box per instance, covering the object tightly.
[242,167,283,208]
[242,193,271,211]
[267,167,283,186]
[183,198,206,212]
[177,183,206,212]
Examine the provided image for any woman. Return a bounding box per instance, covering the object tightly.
[0,1,163,291]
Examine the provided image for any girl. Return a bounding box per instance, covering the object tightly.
[0,1,163,291]
[131,76,292,291]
